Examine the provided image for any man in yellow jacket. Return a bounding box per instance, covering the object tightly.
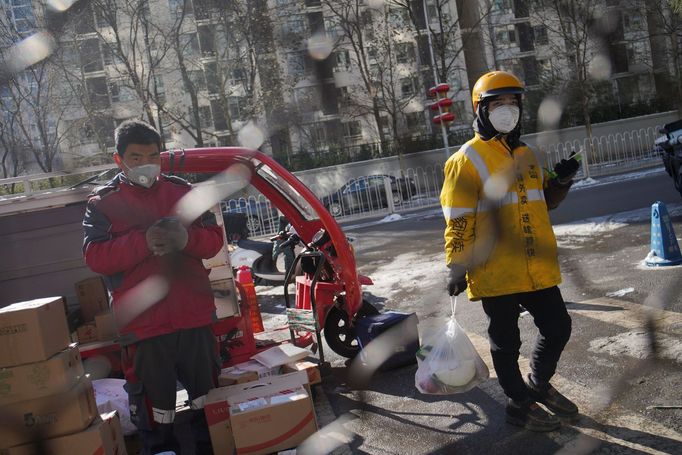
[440,71,580,432]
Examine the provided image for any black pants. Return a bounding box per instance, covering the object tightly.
[122,326,220,455]
[481,286,572,402]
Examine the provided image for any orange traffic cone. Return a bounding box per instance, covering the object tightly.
[235,266,264,333]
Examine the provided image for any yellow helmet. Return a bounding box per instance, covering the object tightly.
[471,71,525,112]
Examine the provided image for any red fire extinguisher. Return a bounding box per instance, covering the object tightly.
[235,266,264,333]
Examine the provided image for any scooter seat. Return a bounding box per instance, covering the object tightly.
[237,238,273,256]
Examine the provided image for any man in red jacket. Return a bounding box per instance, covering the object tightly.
[83,120,224,454]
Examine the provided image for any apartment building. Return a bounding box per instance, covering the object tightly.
[0,0,679,173]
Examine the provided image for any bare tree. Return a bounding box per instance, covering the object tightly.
[323,0,390,149]
[531,0,604,142]
[637,0,682,114]
[0,54,77,174]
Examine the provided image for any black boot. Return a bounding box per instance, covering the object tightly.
[526,374,579,420]
[505,398,561,432]
[139,423,181,455]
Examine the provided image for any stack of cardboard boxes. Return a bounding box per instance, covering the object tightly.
[73,277,117,344]
[205,344,323,455]
[0,297,126,454]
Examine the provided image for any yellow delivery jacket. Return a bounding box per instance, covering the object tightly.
[440,134,561,300]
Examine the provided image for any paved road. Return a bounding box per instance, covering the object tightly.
[259,168,682,454]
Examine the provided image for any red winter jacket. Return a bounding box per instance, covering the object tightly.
[83,173,224,343]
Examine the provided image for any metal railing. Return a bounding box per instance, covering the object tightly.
[542,125,663,178]
[0,124,667,231]
[246,125,667,235]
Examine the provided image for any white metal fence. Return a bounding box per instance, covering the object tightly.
[0,123,669,237]
[240,125,667,236]
[542,125,663,178]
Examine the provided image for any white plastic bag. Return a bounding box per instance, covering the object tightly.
[415,296,489,395]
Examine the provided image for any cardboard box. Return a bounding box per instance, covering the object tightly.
[204,243,231,269]
[282,358,321,385]
[0,297,71,368]
[76,322,98,344]
[231,372,317,455]
[0,376,98,449]
[0,344,84,406]
[251,344,311,369]
[203,206,230,269]
[209,265,232,282]
[205,371,314,455]
[212,277,239,319]
[0,411,127,455]
[233,360,281,379]
[218,367,259,387]
[95,312,117,341]
[205,392,235,455]
[75,277,110,323]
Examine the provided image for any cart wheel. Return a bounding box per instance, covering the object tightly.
[324,300,379,358]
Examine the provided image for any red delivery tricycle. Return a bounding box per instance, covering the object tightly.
[161,147,379,364]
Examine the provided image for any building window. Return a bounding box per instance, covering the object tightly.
[405,112,425,132]
[395,43,415,64]
[3,0,35,34]
[169,0,193,20]
[186,69,207,92]
[288,51,309,77]
[86,77,110,109]
[155,75,166,105]
[199,105,213,129]
[368,46,377,59]
[343,121,361,139]
[389,7,410,27]
[532,25,548,45]
[337,86,351,102]
[324,17,340,37]
[109,80,137,103]
[79,39,104,73]
[623,11,643,29]
[180,33,200,56]
[198,25,215,56]
[190,105,213,129]
[231,67,246,83]
[228,96,247,121]
[306,123,327,144]
[492,0,512,12]
[495,25,517,46]
[400,77,415,97]
[210,99,228,130]
[282,16,305,35]
[335,50,351,69]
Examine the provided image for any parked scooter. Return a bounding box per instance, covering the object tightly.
[224,213,300,284]
[658,119,682,197]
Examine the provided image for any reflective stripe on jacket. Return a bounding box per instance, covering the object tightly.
[440,134,561,300]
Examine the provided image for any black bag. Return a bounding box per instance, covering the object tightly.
[355,311,419,371]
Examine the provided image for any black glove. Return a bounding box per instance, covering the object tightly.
[447,264,468,296]
[146,217,188,256]
[553,153,580,184]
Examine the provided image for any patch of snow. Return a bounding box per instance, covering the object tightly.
[644,250,666,264]
[571,177,599,188]
[358,251,445,301]
[380,213,403,223]
[571,167,666,191]
[636,259,682,270]
[605,287,634,297]
[588,330,682,363]
[554,203,682,238]
[554,220,629,237]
